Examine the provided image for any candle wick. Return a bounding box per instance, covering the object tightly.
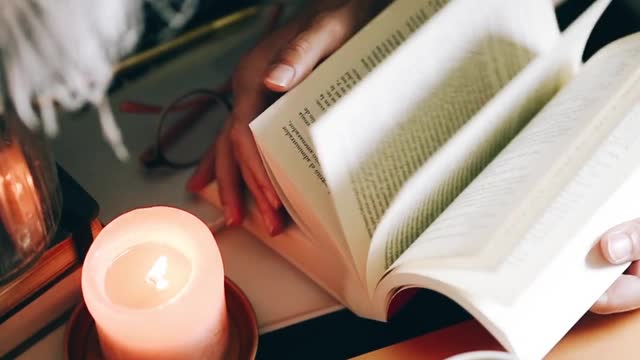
[145,256,169,290]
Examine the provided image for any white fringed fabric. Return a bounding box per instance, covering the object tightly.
[0,0,199,161]
[0,0,142,160]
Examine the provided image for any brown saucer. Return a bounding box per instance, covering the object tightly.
[65,277,258,360]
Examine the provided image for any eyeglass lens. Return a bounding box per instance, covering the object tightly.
[157,92,229,167]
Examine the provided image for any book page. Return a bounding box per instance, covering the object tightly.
[310,0,558,286]
[364,35,577,290]
[380,31,640,360]
[251,0,452,273]
[389,0,615,271]
[366,0,614,285]
[387,0,612,271]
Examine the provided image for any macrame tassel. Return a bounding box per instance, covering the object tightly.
[0,0,144,161]
[0,0,202,161]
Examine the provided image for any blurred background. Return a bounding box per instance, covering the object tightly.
[556,0,640,59]
[112,0,640,92]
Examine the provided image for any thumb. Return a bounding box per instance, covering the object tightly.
[264,7,359,92]
[600,219,640,264]
[591,274,640,314]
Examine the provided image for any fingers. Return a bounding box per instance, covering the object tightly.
[264,5,360,92]
[192,110,284,234]
[599,219,640,264]
[186,140,217,193]
[592,219,640,314]
[228,88,285,235]
[195,0,374,233]
[214,123,244,227]
[229,122,281,208]
[191,0,379,234]
[237,159,284,235]
[228,81,282,212]
[592,273,640,314]
[627,260,640,275]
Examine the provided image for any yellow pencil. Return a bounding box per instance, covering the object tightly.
[114,5,261,74]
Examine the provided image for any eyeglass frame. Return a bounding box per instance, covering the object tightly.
[139,88,232,169]
[121,2,283,170]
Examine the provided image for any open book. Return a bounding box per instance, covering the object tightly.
[201,0,640,358]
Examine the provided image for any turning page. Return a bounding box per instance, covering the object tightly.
[380,32,640,360]
[371,0,612,286]
[310,0,558,286]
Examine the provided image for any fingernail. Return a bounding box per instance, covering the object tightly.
[608,232,632,263]
[266,64,295,88]
[263,212,284,236]
[596,292,608,306]
[263,213,276,235]
[265,190,281,209]
[224,208,237,227]
[271,219,284,236]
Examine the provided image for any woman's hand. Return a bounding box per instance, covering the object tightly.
[592,219,640,314]
[187,0,388,235]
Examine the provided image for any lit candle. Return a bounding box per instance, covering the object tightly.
[82,206,228,359]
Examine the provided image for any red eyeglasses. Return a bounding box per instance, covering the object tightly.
[119,3,282,169]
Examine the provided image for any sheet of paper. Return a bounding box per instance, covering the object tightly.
[381,27,639,360]
[364,33,574,291]
[387,99,640,360]
[389,0,615,271]
[310,0,558,288]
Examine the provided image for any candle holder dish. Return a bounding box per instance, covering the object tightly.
[65,276,258,360]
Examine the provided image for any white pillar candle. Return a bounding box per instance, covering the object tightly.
[82,206,228,359]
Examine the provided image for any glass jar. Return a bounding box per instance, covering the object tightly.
[0,99,62,285]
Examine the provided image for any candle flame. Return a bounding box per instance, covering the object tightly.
[145,255,169,290]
